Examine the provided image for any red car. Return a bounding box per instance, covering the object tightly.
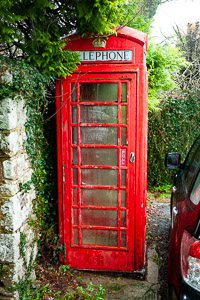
[166,135,200,299]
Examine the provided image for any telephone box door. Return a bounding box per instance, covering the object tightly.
[62,73,137,271]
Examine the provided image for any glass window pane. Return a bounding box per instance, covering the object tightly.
[121,231,126,247]
[73,168,78,185]
[121,210,126,227]
[190,171,200,205]
[121,106,127,124]
[81,189,118,207]
[73,188,78,205]
[72,148,77,165]
[185,149,200,191]
[81,169,118,186]
[82,229,118,246]
[81,148,118,166]
[72,208,78,225]
[80,105,118,124]
[80,83,118,102]
[80,127,118,145]
[72,127,77,145]
[121,83,127,102]
[121,170,126,187]
[82,209,118,227]
[73,228,79,245]
[183,137,200,177]
[121,190,126,207]
[71,106,77,123]
[71,83,77,102]
[121,127,126,146]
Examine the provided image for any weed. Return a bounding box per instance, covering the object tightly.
[61,264,70,273]
[159,192,171,198]
[59,282,106,300]
[9,233,36,300]
[60,264,74,276]
[26,283,49,300]
[153,185,171,193]
[153,253,160,265]
[146,231,152,243]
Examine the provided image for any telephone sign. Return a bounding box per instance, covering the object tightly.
[56,26,148,273]
[79,50,133,62]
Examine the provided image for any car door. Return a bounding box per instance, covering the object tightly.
[168,137,200,294]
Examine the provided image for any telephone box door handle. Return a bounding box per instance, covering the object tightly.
[130,152,135,163]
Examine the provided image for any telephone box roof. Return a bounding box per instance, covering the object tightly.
[63,26,147,50]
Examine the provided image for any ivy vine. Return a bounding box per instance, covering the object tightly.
[0,55,57,235]
[148,92,200,189]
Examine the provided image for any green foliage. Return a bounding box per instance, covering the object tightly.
[0,0,163,78]
[60,282,106,300]
[147,93,200,188]
[0,1,75,76]
[7,225,105,299]
[144,0,161,20]
[120,0,151,34]
[28,38,80,77]
[1,53,61,299]
[153,253,160,265]
[19,233,26,261]
[22,282,105,300]
[76,0,152,36]
[146,43,186,110]
[1,0,180,109]
[0,55,57,232]
[61,264,70,273]
[148,21,200,189]
[26,284,50,300]
[76,0,126,36]
[9,233,36,300]
[0,0,136,76]
[122,2,185,112]
[146,230,152,244]
[24,100,57,232]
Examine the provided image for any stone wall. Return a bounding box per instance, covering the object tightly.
[0,72,37,299]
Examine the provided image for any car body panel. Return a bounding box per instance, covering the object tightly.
[167,135,200,299]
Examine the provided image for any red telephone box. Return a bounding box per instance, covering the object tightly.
[56,26,148,273]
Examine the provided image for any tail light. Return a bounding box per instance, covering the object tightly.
[181,230,200,291]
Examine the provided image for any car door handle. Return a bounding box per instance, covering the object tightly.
[171,206,178,229]
[172,186,177,193]
[172,206,178,217]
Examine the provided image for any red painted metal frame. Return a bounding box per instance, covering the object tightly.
[62,74,136,271]
[56,26,148,273]
[70,80,129,251]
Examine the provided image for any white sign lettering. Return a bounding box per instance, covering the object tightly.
[79,50,132,62]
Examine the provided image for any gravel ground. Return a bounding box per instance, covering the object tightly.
[146,198,171,300]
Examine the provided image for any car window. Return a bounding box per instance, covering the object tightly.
[184,136,200,178]
[185,148,200,191]
[190,170,200,205]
